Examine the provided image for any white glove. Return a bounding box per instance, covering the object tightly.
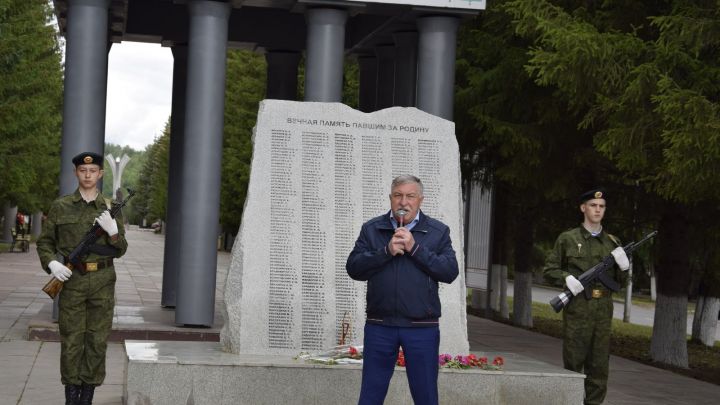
[611,247,630,271]
[48,260,72,282]
[565,275,584,296]
[95,210,118,236]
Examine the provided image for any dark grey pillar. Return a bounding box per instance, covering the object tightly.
[357,55,377,112]
[416,16,459,121]
[304,8,347,102]
[2,203,16,242]
[161,46,188,308]
[374,45,396,110]
[265,51,300,100]
[55,0,111,321]
[175,0,231,326]
[59,0,111,194]
[393,32,418,107]
[31,212,43,238]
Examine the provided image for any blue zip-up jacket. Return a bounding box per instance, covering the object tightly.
[346,211,459,327]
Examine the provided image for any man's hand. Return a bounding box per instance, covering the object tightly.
[95,210,118,237]
[611,247,630,271]
[388,237,405,256]
[393,227,415,252]
[49,260,72,282]
[565,275,584,296]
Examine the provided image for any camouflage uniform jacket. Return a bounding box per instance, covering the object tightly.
[37,189,128,272]
[543,226,626,292]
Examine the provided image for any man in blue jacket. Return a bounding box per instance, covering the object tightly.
[347,175,459,405]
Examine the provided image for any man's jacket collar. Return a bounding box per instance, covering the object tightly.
[379,210,428,232]
[578,224,604,240]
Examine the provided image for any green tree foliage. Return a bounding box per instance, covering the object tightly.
[501,0,720,367]
[132,122,169,225]
[220,49,266,233]
[342,58,359,109]
[0,0,63,213]
[505,0,720,204]
[455,1,622,326]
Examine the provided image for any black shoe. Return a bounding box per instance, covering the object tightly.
[65,384,81,405]
[78,383,95,405]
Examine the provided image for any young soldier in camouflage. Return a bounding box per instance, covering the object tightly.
[37,152,128,405]
[543,189,630,405]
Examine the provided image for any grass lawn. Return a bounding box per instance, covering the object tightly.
[474,298,720,386]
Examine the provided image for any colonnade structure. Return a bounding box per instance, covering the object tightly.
[51,0,487,327]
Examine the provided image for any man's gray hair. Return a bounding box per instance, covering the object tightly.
[391,175,424,195]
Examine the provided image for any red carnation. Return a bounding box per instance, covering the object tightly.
[396,351,406,367]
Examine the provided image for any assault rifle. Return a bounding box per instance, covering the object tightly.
[549,231,658,313]
[42,189,135,299]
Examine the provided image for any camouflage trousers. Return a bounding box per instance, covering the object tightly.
[58,267,116,386]
[562,294,613,405]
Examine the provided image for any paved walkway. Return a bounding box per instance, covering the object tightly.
[507,281,720,340]
[1,229,718,404]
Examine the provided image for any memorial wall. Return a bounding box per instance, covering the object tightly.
[221,100,469,356]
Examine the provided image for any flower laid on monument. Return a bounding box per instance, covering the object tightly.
[396,350,406,367]
[435,353,505,371]
[295,344,364,365]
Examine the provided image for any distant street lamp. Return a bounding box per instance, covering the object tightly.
[105,153,131,200]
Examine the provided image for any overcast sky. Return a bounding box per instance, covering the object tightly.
[105,42,173,151]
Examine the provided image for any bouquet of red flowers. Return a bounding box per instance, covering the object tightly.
[436,353,504,370]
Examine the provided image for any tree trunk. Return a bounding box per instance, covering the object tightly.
[691,294,719,347]
[512,207,534,328]
[513,271,533,327]
[650,202,690,368]
[650,265,657,301]
[692,294,705,339]
[490,185,509,319]
[500,265,509,319]
[650,293,689,367]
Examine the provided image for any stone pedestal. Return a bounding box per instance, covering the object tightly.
[124,340,584,405]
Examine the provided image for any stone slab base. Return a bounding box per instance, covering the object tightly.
[124,340,584,405]
[28,304,220,342]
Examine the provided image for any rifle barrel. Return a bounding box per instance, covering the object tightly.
[548,230,657,312]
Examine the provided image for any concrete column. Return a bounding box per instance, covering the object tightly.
[393,31,418,107]
[31,212,43,238]
[265,51,300,100]
[161,45,188,308]
[304,8,347,102]
[357,55,377,112]
[175,0,231,326]
[59,0,111,195]
[2,203,17,243]
[416,16,459,121]
[374,45,395,110]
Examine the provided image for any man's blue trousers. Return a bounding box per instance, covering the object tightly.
[358,323,440,405]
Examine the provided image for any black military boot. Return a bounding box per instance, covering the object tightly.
[64,384,81,405]
[78,383,95,405]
